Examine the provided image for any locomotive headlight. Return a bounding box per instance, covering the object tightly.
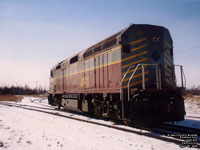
[152,36,160,42]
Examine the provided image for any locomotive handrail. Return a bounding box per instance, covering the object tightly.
[182,67,186,88]
[127,64,141,101]
[174,65,186,88]
[120,65,136,119]
[127,64,161,100]
[120,64,161,119]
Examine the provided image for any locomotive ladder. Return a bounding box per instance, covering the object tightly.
[120,64,162,119]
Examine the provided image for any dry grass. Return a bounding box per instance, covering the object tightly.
[25,94,47,98]
[0,95,23,102]
[185,94,200,104]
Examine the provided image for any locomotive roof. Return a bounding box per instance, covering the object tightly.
[52,24,167,70]
[52,26,128,70]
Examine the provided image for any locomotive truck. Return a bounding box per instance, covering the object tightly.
[48,24,186,124]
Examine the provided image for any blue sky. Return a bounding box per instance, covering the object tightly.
[0,0,200,89]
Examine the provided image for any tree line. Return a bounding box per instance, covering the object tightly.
[185,86,200,96]
[0,85,47,95]
[0,84,199,96]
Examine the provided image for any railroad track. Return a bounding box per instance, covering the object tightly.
[0,101,56,112]
[147,123,200,140]
[147,123,200,137]
[144,123,200,148]
[186,115,200,119]
[0,101,199,148]
[159,123,200,135]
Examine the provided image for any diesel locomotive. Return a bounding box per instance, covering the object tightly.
[48,24,186,124]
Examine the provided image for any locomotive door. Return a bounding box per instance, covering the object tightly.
[99,55,104,88]
[99,53,108,89]
[55,69,63,93]
[89,58,95,88]
[95,56,100,89]
[61,68,64,92]
[83,60,88,89]
[103,53,108,88]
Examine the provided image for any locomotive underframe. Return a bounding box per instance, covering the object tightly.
[48,87,185,124]
[126,88,185,123]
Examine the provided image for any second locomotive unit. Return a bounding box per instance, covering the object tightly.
[48,24,186,124]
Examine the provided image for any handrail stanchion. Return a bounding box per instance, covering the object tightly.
[180,66,184,88]
[142,65,145,90]
[182,69,186,88]
[128,64,140,100]
[158,65,162,89]
[155,65,159,89]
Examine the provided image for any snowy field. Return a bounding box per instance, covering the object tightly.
[174,97,200,129]
[185,97,200,117]
[0,96,199,150]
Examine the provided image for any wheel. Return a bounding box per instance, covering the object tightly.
[123,120,131,126]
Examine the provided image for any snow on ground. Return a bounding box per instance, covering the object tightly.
[0,97,199,150]
[173,98,200,129]
[185,97,200,117]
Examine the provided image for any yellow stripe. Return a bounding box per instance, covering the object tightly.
[164,40,171,48]
[61,59,121,78]
[129,37,147,45]
[122,66,147,75]
[123,78,149,89]
[166,78,173,86]
[122,50,147,62]
[164,52,173,63]
[89,59,121,71]
[164,58,171,66]
[165,71,171,77]
[123,71,148,82]
[165,65,172,73]
[55,46,122,79]
[130,44,148,52]
[166,49,170,55]
[122,58,148,69]
[58,45,121,68]
[57,57,147,79]
[89,37,147,58]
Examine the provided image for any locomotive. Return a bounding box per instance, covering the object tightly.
[48,24,186,124]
